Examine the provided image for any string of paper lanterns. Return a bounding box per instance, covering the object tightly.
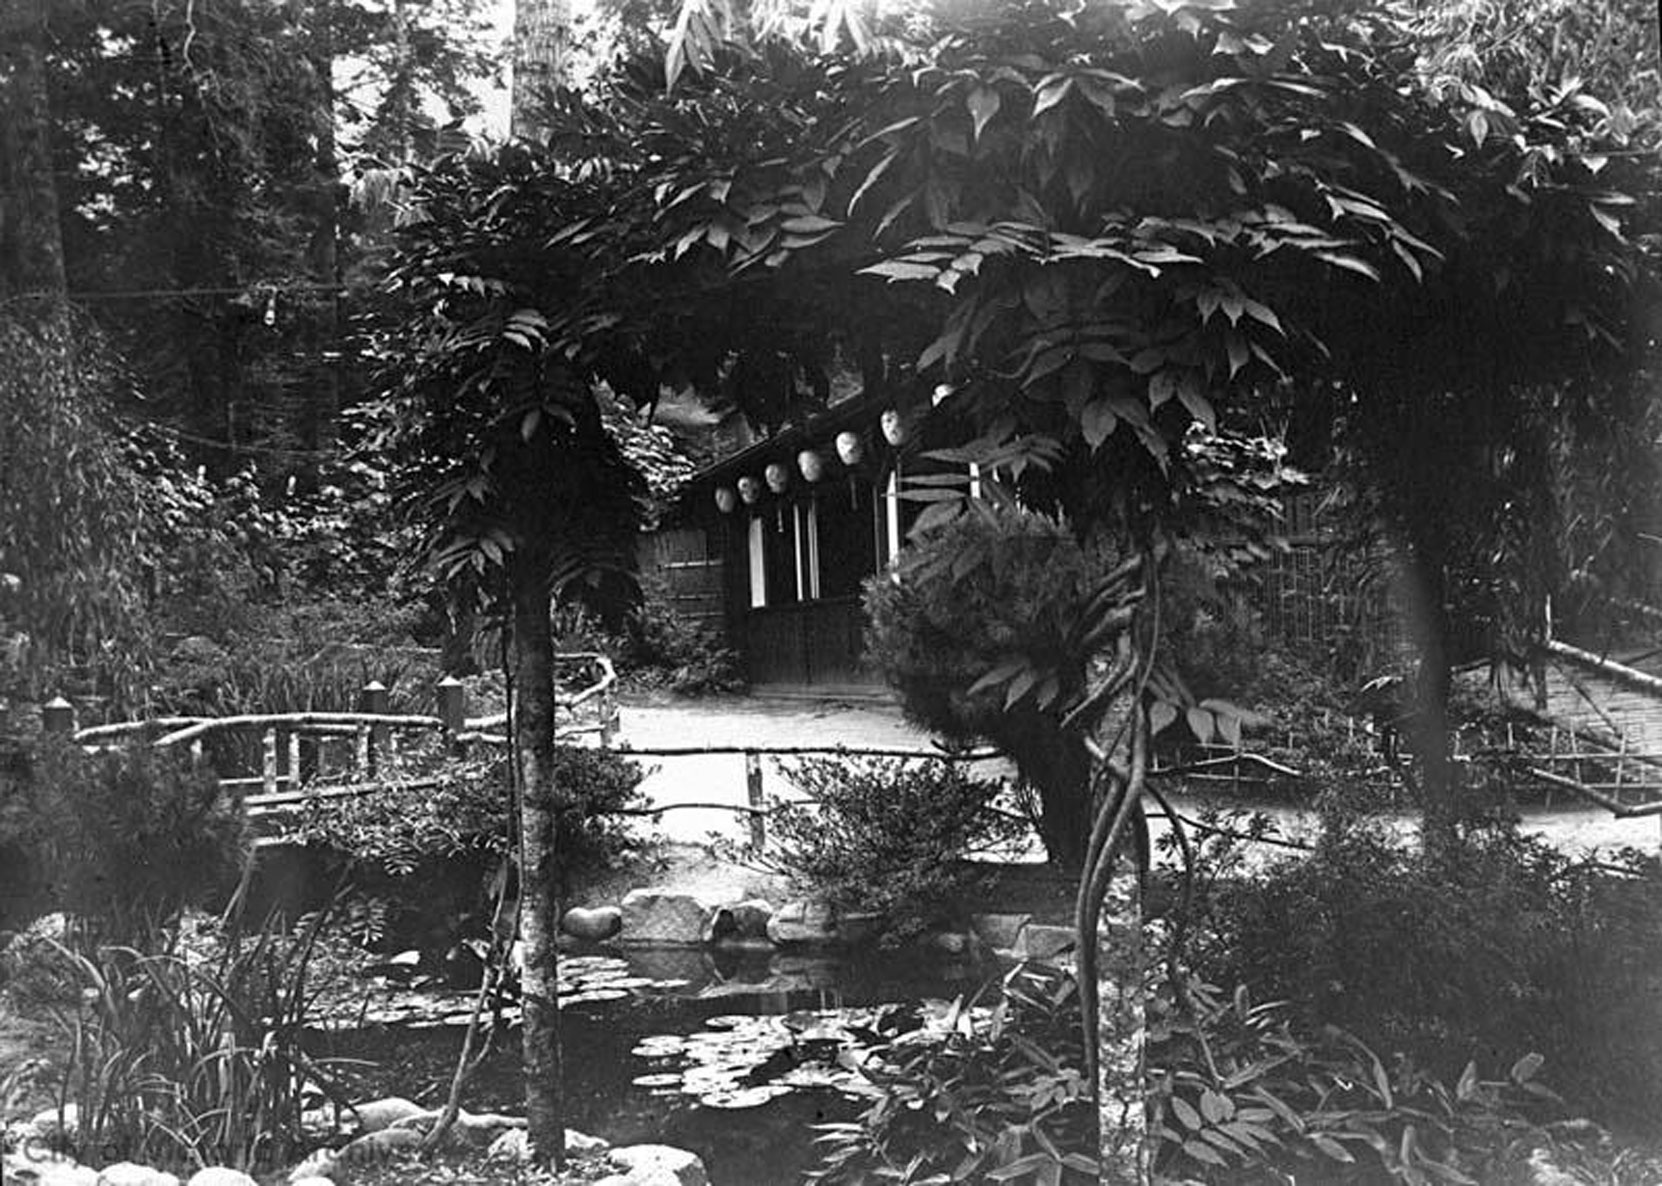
[712,402,920,515]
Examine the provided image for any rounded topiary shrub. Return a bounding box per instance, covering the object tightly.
[864,507,1100,869]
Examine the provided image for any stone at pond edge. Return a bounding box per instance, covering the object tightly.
[595,1144,710,1186]
[184,1170,258,1186]
[705,898,773,945]
[351,1096,426,1133]
[970,911,1033,952]
[563,905,625,940]
[1011,922,1075,961]
[27,1103,79,1142]
[620,890,723,946]
[95,1164,180,1186]
[4,1147,98,1186]
[286,1149,339,1183]
[765,899,839,945]
[834,910,882,946]
[487,1128,609,1163]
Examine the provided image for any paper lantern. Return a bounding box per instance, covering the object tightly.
[931,382,955,407]
[765,462,790,494]
[737,475,761,505]
[797,449,825,482]
[835,430,864,466]
[714,486,738,513]
[880,408,907,446]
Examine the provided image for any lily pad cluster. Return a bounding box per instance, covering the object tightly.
[314,954,691,1028]
[628,999,989,1110]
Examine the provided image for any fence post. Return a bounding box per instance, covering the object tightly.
[262,727,279,796]
[41,696,74,736]
[359,680,388,777]
[287,729,302,789]
[745,750,765,854]
[437,676,466,753]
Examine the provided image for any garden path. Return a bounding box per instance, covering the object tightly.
[613,694,1662,860]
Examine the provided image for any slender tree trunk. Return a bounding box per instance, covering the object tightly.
[0,0,67,300]
[1085,709,1150,1186]
[308,0,342,476]
[511,558,566,1168]
[1402,542,1460,856]
[509,0,571,143]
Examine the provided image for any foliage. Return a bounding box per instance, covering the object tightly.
[809,960,1570,1185]
[0,739,247,946]
[809,964,1098,1185]
[37,912,355,1173]
[556,588,745,697]
[762,755,1024,943]
[295,745,651,896]
[0,306,154,703]
[1190,816,1662,1129]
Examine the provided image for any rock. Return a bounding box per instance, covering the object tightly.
[833,911,882,946]
[595,1144,711,1186]
[185,1171,257,1186]
[1011,922,1075,961]
[404,1109,526,1149]
[562,905,624,940]
[286,1180,335,1186]
[95,1164,180,1186]
[5,1148,97,1186]
[488,1128,609,1164]
[924,929,974,955]
[351,1096,426,1133]
[620,890,722,945]
[285,1149,339,1183]
[1525,1150,1582,1186]
[337,1128,424,1165]
[970,912,1032,951]
[28,1103,79,1142]
[765,899,839,946]
[706,899,774,945]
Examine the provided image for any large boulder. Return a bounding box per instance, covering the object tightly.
[619,890,722,946]
[765,899,839,946]
[706,899,773,945]
[595,1144,710,1186]
[562,905,624,941]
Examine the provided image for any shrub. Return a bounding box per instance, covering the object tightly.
[0,739,247,946]
[762,755,1025,943]
[294,746,652,952]
[863,508,1101,868]
[1192,817,1662,1129]
[810,962,1569,1186]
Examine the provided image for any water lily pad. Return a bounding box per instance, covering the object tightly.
[631,1073,684,1088]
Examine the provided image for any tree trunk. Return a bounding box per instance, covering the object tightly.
[511,559,566,1168]
[0,0,67,299]
[308,0,342,477]
[509,0,571,143]
[1402,542,1460,856]
[1095,844,1148,1185]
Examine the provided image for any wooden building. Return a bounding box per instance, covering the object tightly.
[647,389,956,695]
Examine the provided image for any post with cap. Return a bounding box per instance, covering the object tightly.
[437,676,467,754]
[359,680,389,777]
[41,696,74,736]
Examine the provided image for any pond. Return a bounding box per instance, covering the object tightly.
[310,941,998,1185]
